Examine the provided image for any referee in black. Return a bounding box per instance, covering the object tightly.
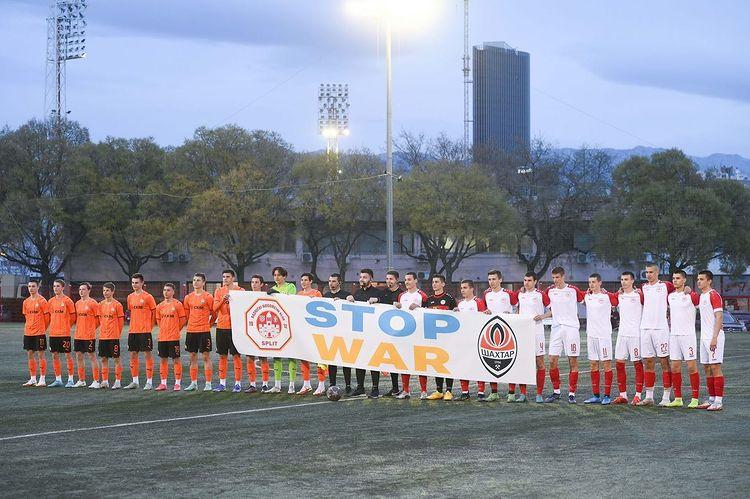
[346,268,383,397]
[323,273,350,389]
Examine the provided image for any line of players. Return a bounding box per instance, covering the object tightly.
[19,263,727,411]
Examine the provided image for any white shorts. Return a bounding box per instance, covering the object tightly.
[535,332,546,356]
[700,332,725,364]
[641,328,670,358]
[669,335,697,361]
[614,335,641,361]
[587,336,613,361]
[549,324,580,357]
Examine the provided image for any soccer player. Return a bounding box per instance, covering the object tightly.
[98,282,125,389]
[213,269,243,393]
[47,279,77,388]
[297,272,324,395]
[378,270,403,396]
[536,267,585,403]
[324,273,350,391]
[516,272,550,403]
[125,273,157,391]
[482,269,518,401]
[74,282,100,388]
[666,270,701,408]
[248,275,271,393]
[268,266,297,394]
[425,274,457,400]
[612,272,645,405]
[155,283,186,391]
[346,268,383,397]
[638,263,676,406]
[455,279,487,401]
[21,279,50,387]
[696,270,726,411]
[394,271,429,400]
[183,273,215,391]
[582,273,618,405]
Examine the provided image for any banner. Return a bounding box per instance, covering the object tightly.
[230,291,536,384]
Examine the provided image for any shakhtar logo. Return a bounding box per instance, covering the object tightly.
[244,298,292,351]
[477,316,517,378]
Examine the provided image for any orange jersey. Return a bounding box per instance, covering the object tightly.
[75,298,99,340]
[127,291,157,333]
[48,294,76,337]
[98,299,124,340]
[183,291,214,332]
[214,285,242,329]
[297,288,323,298]
[22,295,49,336]
[156,299,186,342]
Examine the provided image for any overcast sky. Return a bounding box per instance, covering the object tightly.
[1,0,748,156]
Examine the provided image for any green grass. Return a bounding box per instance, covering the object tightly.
[0,322,749,497]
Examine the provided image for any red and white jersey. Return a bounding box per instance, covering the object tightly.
[640,280,675,330]
[617,290,644,338]
[699,289,724,340]
[398,289,428,310]
[585,291,618,339]
[667,291,699,336]
[483,287,518,314]
[457,297,487,313]
[543,284,585,328]
[517,289,549,334]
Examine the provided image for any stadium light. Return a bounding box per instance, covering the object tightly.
[318,83,350,155]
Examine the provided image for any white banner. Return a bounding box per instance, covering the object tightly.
[230,291,536,384]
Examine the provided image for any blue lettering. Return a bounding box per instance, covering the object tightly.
[305,301,337,328]
[423,312,460,340]
[341,303,375,332]
[379,309,416,337]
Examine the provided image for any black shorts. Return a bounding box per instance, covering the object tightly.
[215,328,238,356]
[74,339,96,353]
[49,336,72,353]
[127,333,153,352]
[158,340,181,359]
[185,332,212,353]
[98,339,121,358]
[23,335,47,351]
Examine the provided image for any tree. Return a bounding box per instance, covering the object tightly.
[396,161,518,281]
[593,149,736,273]
[706,178,750,275]
[0,119,92,290]
[479,139,613,276]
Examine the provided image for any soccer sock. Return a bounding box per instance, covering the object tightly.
[145,356,154,382]
[174,362,182,384]
[672,371,682,398]
[66,356,74,379]
[490,382,498,393]
[317,365,327,382]
[662,369,672,389]
[247,358,257,383]
[204,360,213,382]
[635,361,644,394]
[591,370,600,396]
[130,357,139,381]
[101,363,109,382]
[92,360,99,381]
[233,355,242,384]
[644,371,656,391]
[714,376,724,398]
[536,368,546,396]
[569,371,578,395]
[520,384,527,395]
[300,360,310,382]
[288,359,297,383]
[39,356,47,376]
[550,368,561,392]
[706,376,715,399]
[77,363,85,382]
[477,381,485,394]
[261,358,269,382]
[446,378,454,391]
[219,356,228,382]
[460,380,469,393]
[328,365,337,386]
[28,358,37,379]
[115,363,122,381]
[604,369,613,397]
[418,375,427,393]
[509,383,516,395]
[616,361,627,395]
[401,374,411,393]
[391,372,399,391]
[343,367,352,387]
[371,370,380,388]
[690,372,700,399]
[435,377,444,392]
[160,359,168,382]
[190,365,198,383]
[355,368,366,388]
[274,358,283,382]
[53,357,61,378]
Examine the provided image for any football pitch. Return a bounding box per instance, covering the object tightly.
[0,323,749,498]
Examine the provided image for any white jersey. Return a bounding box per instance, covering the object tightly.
[667,291,699,336]
[640,280,675,330]
[543,284,585,329]
[517,288,549,335]
[699,289,724,340]
[398,289,428,309]
[584,291,617,339]
[617,290,643,338]
[483,288,517,314]
[457,297,487,313]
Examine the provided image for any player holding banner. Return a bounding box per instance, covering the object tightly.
[394,272,428,400]
[248,275,271,393]
[297,273,324,395]
[482,270,518,402]
[213,269,243,393]
[516,272,549,403]
[455,279,487,401]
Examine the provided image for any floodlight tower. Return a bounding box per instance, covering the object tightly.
[318,83,350,155]
[45,0,87,131]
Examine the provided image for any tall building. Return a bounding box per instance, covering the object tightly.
[473,42,530,155]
